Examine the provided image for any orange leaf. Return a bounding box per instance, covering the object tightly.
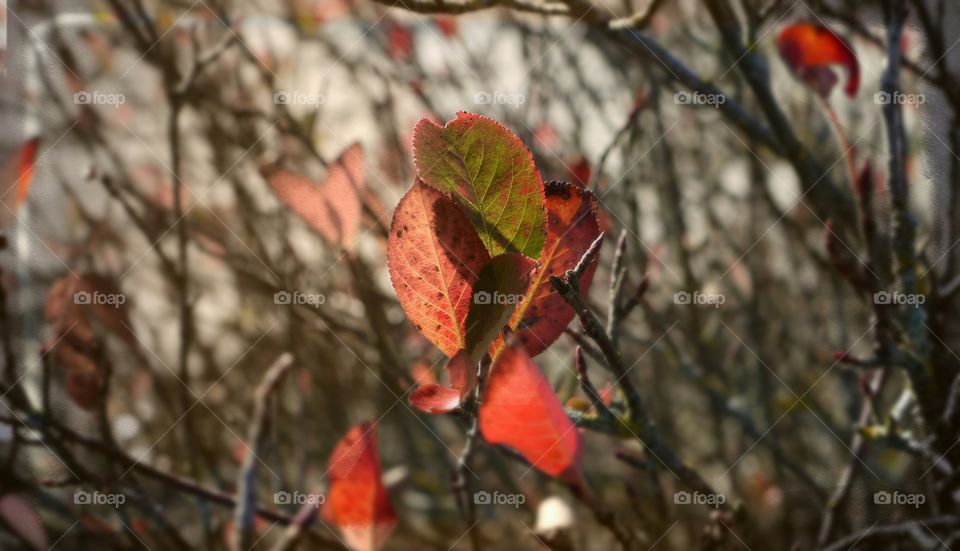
[479,344,583,480]
[324,423,397,551]
[387,180,490,357]
[264,143,364,249]
[15,138,40,208]
[509,181,600,356]
[778,23,860,98]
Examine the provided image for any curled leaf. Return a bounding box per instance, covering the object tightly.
[778,23,860,98]
[410,350,473,414]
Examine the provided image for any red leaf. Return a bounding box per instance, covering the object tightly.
[0,494,47,550]
[434,16,458,38]
[264,143,364,250]
[410,350,474,414]
[409,384,462,414]
[778,23,860,98]
[387,180,490,357]
[413,112,547,259]
[324,423,397,551]
[509,181,601,356]
[387,25,414,61]
[479,344,583,480]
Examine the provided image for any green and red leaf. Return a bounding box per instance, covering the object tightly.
[413,112,547,259]
[778,22,860,98]
[509,181,601,356]
[479,343,583,480]
[324,423,397,551]
[387,180,490,357]
[264,143,364,249]
[465,253,537,362]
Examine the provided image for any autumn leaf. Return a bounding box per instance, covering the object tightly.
[387,180,490,357]
[508,181,601,356]
[324,423,397,551]
[413,112,547,259]
[264,143,364,250]
[479,343,583,480]
[0,495,47,550]
[410,350,475,414]
[1,138,40,210]
[465,253,537,362]
[778,23,860,98]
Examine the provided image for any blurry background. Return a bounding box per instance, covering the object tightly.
[0,0,957,549]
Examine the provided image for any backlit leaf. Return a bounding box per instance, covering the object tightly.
[479,344,583,480]
[324,423,397,551]
[413,112,546,259]
[264,143,364,249]
[387,180,490,357]
[778,23,860,98]
[509,181,600,356]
